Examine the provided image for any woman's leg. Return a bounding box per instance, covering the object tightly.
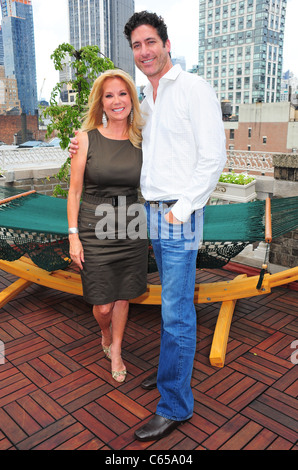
[93,300,129,382]
[93,303,113,352]
[110,300,129,380]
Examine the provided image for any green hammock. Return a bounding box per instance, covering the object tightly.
[0,187,297,272]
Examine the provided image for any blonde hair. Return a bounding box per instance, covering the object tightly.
[81,69,143,148]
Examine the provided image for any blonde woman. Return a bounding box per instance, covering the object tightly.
[67,69,147,383]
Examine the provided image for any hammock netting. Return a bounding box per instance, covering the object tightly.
[0,187,298,272]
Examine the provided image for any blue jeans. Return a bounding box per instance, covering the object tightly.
[145,201,204,421]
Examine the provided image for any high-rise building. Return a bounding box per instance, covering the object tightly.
[281,70,298,104]
[172,56,187,71]
[198,0,287,115]
[0,0,38,115]
[0,27,4,65]
[68,0,135,79]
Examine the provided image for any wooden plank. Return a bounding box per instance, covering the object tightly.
[0,190,36,205]
[0,278,32,309]
[131,274,272,305]
[265,197,272,243]
[0,258,82,297]
[209,274,247,368]
[0,258,297,308]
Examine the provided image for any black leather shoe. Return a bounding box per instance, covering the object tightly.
[141,371,157,390]
[134,414,186,441]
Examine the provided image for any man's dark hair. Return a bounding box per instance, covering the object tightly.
[124,11,169,47]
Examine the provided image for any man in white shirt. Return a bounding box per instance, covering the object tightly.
[124,11,227,442]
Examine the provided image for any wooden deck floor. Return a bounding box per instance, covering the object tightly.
[0,264,297,451]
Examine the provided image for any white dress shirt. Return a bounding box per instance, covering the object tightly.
[140,64,227,222]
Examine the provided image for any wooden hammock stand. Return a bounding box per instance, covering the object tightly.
[0,194,297,368]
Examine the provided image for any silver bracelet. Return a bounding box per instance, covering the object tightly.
[68,227,79,234]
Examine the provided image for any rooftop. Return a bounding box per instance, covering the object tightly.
[0,264,297,451]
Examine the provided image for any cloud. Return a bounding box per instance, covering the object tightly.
[283,0,298,75]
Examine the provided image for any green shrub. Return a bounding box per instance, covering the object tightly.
[218,172,256,185]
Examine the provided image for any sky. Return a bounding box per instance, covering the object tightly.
[1,0,297,101]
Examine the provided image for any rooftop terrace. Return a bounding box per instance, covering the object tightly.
[0,264,297,451]
[0,150,297,452]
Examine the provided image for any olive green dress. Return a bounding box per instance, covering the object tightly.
[78,129,148,305]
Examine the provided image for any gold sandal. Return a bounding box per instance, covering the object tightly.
[111,368,127,383]
[102,345,111,360]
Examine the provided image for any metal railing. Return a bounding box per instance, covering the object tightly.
[0,147,68,171]
[0,146,286,176]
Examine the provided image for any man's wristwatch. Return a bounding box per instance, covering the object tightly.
[68,227,79,234]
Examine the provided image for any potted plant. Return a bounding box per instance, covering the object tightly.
[211,172,257,203]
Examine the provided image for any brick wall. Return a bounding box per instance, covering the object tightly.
[3,175,68,197]
[0,114,46,145]
[226,122,289,153]
[270,230,298,269]
[273,154,298,182]
[8,177,68,196]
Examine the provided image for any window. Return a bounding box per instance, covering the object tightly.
[248,128,252,138]
[230,129,235,139]
[263,136,267,144]
[246,15,253,28]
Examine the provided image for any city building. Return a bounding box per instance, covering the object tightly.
[224,100,298,152]
[172,56,186,71]
[68,0,135,79]
[0,0,38,115]
[0,65,21,115]
[281,70,298,104]
[0,112,43,145]
[0,26,4,65]
[198,0,287,115]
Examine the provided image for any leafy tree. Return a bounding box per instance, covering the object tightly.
[43,43,114,196]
